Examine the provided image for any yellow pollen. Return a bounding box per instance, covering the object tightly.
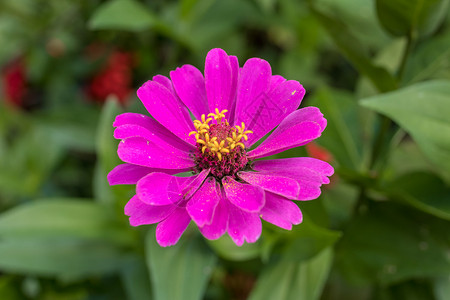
[190,109,252,161]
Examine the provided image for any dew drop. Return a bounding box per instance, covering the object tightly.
[419,227,429,236]
[419,241,429,251]
[383,264,397,274]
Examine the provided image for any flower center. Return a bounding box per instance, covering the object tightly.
[189,109,252,179]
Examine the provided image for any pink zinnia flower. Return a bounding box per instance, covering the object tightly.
[108,48,333,247]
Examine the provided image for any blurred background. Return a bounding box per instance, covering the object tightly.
[0,0,449,299]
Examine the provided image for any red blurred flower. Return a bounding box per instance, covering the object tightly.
[87,50,133,104]
[306,142,336,188]
[1,58,28,107]
[306,141,333,163]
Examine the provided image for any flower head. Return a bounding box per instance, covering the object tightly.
[1,58,27,107]
[88,50,133,104]
[108,48,334,247]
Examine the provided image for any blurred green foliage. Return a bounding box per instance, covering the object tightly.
[0,0,449,299]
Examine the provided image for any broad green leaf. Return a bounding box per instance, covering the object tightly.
[360,80,450,176]
[322,182,359,228]
[374,280,437,300]
[146,230,217,300]
[386,172,450,220]
[0,238,126,280]
[186,0,259,51]
[248,248,333,300]
[270,215,341,262]
[309,3,398,92]
[336,202,450,285]
[376,0,449,38]
[0,125,64,197]
[35,104,99,152]
[89,0,156,31]
[316,0,391,49]
[0,199,133,246]
[387,139,435,175]
[94,97,125,205]
[0,276,20,300]
[308,88,363,170]
[40,121,96,152]
[208,235,261,261]
[434,276,450,300]
[121,256,153,300]
[356,38,406,99]
[404,32,450,84]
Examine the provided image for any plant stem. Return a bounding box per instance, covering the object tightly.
[397,34,415,83]
[354,35,415,214]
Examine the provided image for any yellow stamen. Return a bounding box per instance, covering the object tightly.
[190,108,252,160]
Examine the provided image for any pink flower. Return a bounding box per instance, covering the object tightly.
[108,48,333,247]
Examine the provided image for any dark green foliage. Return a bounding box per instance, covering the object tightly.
[0,0,449,299]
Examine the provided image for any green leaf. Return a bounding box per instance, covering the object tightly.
[315,0,391,49]
[360,80,450,176]
[434,276,450,300]
[309,3,398,93]
[0,276,20,300]
[0,199,132,246]
[308,88,363,170]
[269,215,341,262]
[356,39,407,99]
[207,235,261,261]
[0,124,64,197]
[94,97,125,205]
[376,0,450,38]
[374,280,436,300]
[386,172,450,220]
[336,201,450,285]
[121,256,153,300]
[248,248,333,300]
[89,0,156,31]
[0,238,125,280]
[145,229,217,300]
[404,31,450,84]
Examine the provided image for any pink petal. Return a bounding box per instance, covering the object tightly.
[118,137,194,169]
[254,157,334,183]
[137,172,184,206]
[205,48,235,113]
[234,58,271,129]
[108,163,189,185]
[227,203,262,246]
[186,177,220,227]
[125,195,176,226]
[227,55,239,124]
[244,80,306,146]
[198,197,229,240]
[152,75,177,96]
[248,107,326,159]
[137,80,195,143]
[180,168,210,200]
[269,75,286,91]
[155,207,191,247]
[253,157,334,200]
[170,65,209,119]
[260,192,302,230]
[222,176,265,212]
[238,171,300,199]
[113,113,194,153]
